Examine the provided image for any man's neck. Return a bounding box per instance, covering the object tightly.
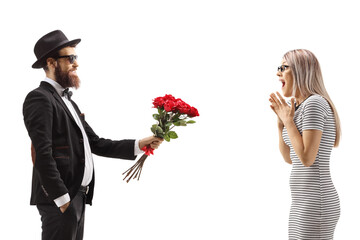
[46,72,56,82]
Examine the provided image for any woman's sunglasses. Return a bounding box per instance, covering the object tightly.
[277,65,289,72]
[56,54,78,64]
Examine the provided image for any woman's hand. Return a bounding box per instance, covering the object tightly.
[269,92,295,127]
[269,92,293,164]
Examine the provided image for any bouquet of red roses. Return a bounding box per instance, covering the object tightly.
[122,94,199,182]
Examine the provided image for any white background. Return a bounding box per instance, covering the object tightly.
[1,0,359,239]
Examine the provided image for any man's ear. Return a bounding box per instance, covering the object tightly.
[46,58,57,70]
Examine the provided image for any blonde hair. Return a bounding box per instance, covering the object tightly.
[284,49,341,147]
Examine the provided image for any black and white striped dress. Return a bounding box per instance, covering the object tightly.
[282,95,340,240]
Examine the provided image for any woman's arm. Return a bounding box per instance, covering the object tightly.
[270,102,292,164]
[283,120,322,167]
[270,92,325,167]
[277,120,292,164]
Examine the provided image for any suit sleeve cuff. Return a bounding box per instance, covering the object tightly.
[54,193,70,207]
[134,139,144,156]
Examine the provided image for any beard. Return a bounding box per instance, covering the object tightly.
[54,64,80,89]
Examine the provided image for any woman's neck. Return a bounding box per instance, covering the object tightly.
[295,93,311,106]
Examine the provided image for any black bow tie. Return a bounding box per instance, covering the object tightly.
[62,88,73,100]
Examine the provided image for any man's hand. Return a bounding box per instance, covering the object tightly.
[59,201,70,213]
[139,136,164,150]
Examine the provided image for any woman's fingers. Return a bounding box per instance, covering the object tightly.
[269,92,294,125]
[269,97,277,109]
[290,98,296,113]
[270,93,282,106]
[276,92,287,105]
[270,105,276,113]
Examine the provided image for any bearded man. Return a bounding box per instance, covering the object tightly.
[23,30,163,240]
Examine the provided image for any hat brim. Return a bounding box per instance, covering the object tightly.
[32,38,81,69]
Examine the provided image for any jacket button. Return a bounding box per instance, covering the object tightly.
[79,138,83,144]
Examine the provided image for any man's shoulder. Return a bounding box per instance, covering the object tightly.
[28,81,55,95]
[24,82,55,103]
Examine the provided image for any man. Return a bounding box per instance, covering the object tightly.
[23,30,163,240]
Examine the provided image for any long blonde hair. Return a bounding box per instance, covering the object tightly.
[284,49,341,147]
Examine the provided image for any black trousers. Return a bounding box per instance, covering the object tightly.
[37,191,86,240]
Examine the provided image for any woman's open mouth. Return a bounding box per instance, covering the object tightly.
[280,79,285,88]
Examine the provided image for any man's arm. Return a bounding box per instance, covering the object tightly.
[84,120,138,160]
[71,101,163,159]
[23,90,69,201]
[84,122,163,159]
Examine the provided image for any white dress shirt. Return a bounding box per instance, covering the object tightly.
[43,78,143,207]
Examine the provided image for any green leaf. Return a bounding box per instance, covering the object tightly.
[179,120,187,126]
[156,132,165,138]
[173,121,181,126]
[168,131,178,139]
[187,120,196,124]
[156,126,164,134]
[172,113,180,122]
[151,124,158,134]
[164,133,170,142]
[153,114,159,120]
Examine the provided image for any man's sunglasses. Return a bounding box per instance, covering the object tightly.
[56,55,78,64]
[277,65,289,72]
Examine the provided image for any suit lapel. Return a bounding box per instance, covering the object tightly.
[52,92,78,124]
[70,100,86,128]
[40,81,77,125]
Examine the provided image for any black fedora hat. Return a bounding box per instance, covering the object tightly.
[32,30,81,69]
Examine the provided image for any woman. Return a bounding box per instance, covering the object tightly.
[269,49,341,239]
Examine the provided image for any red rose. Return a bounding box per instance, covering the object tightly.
[123,93,199,183]
[153,97,165,108]
[176,100,191,114]
[164,100,176,112]
[153,94,198,117]
[188,107,199,117]
[163,94,176,102]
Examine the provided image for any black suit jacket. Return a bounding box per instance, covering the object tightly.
[23,81,136,205]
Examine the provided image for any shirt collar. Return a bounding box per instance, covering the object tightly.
[43,77,65,97]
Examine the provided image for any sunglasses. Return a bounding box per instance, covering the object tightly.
[277,65,289,72]
[56,55,78,64]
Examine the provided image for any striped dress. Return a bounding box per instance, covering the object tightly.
[282,95,340,240]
